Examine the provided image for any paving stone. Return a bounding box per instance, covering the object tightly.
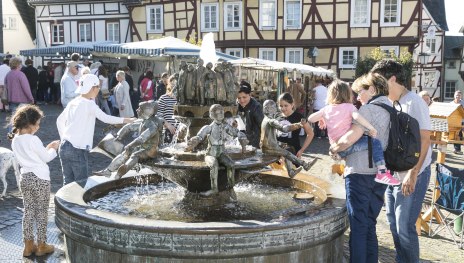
[1,104,464,262]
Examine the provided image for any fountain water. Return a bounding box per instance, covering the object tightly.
[54,61,348,262]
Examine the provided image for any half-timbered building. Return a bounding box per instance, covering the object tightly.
[28,0,132,50]
[125,0,432,82]
[2,0,35,55]
[415,0,448,98]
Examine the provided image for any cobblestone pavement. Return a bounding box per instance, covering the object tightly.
[1,104,464,262]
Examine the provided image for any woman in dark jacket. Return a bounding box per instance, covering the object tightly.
[237,81,264,148]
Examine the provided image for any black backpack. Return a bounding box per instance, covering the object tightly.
[369,102,421,172]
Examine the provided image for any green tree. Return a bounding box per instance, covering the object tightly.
[355,47,413,88]
[184,33,202,46]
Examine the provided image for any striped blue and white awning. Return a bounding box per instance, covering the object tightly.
[92,36,238,61]
[20,41,116,57]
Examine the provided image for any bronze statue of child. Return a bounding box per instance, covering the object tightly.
[94,100,175,179]
[185,104,248,195]
[260,100,312,178]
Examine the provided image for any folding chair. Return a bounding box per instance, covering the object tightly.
[429,163,464,249]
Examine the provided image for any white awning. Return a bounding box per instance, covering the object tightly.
[91,36,238,61]
[230,57,334,76]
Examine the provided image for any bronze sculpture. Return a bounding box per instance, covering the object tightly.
[223,62,238,106]
[195,58,206,105]
[177,61,188,104]
[94,101,173,179]
[214,63,227,104]
[260,100,312,178]
[185,104,248,195]
[203,62,216,105]
[185,64,196,104]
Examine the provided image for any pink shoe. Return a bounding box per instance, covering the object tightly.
[375,170,400,186]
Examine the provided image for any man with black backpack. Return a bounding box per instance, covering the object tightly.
[371,59,431,263]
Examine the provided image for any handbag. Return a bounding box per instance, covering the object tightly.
[0,86,8,104]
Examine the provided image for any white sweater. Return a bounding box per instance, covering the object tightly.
[11,134,57,181]
[57,96,124,150]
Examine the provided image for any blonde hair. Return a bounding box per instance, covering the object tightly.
[352,73,389,96]
[418,90,430,98]
[81,66,91,75]
[116,70,125,80]
[9,57,22,70]
[326,79,352,105]
[166,74,176,95]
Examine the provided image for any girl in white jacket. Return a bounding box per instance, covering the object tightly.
[9,104,59,257]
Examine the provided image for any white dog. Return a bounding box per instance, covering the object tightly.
[0,147,20,197]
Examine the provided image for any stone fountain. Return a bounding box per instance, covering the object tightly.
[54,60,348,263]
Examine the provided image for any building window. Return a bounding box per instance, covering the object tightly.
[146,5,163,33]
[380,46,399,57]
[285,48,303,64]
[380,0,401,27]
[3,17,17,30]
[201,3,219,32]
[52,24,64,45]
[444,81,456,99]
[425,38,436,54]
[284,0,301,29]
[79,23,92,42]
[226,48,243,58]
[339,47,358,68]
[259,0,277,30]
[259,48,276,61]
[107,23,120,42]
[448,61,456,69]
[351,0,371,27]
[224,2,242,31]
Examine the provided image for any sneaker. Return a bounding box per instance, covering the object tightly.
[375,170,400,186]
[453,150,463,155]
[288,166,303,178]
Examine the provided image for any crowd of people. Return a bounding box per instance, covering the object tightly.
[1,54,463,263]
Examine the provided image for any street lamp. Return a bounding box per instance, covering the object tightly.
[417,52,430,92]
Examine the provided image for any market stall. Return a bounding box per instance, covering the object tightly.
[91,36,237,76]
[230,57,334,114]
[20,41,115,60]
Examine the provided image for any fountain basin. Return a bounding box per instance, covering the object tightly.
[55,173,348,263]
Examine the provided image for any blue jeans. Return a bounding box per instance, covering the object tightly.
[339,136,385,167]
[385,165,431,263]
[58,140,89,187]
[345,173,388,263]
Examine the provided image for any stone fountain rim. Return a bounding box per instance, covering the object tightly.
[55,174,346,235]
